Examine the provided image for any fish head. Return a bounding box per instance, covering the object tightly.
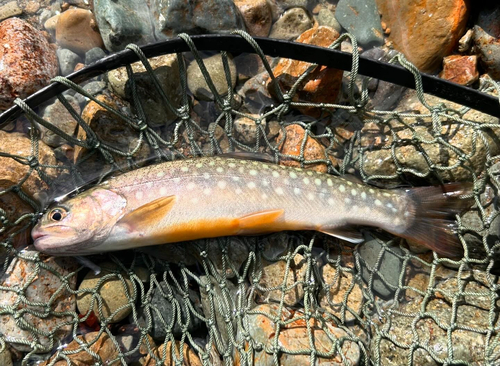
[32,188,127,255]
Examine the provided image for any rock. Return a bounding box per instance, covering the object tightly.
[93,0,155,52]
[268,26,343,117]
[317,6,342,33]
[358,90,500,182]
[138,243,199,266]
[277,124,329,173]
[107,54,182,126]
[114,324,157,365]
[55,9,104,54]
[151,0,245,39]
[234,0,273,37]
[375,0,469,72]
[335,0,384,47]
[234,115,266,145]
[373,290,500,365]
[275,0,315,10]
[474,26,500,80]
[0,347,12,366]
[0,2,22,22]
[143,341,202,366]
[200,237,249,279]
[40,95,80,147]
[85,47,106,64]
[135,281,203,340]
[268,7,314,40]
[238,71,275,114]
[24,1,39,14]
[203,122,230,153]
[57,48,82,76]
[236,303,361,365]
[40,332,120,366]
[0,247,77,352]
[439,55,479,86]
[199,275,237,347]
[256,253,309,306]
[476,2,500,39]
[358,232,404,298]
[0,18,58,110]
[320,263,363,322]
[0,130,57,197]
[77,262,134,323]
[458,28,473,53]
[187,54,237,101]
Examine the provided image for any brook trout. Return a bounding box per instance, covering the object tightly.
[32,156,470,257]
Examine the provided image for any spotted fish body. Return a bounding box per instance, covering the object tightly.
[32,156,469,257]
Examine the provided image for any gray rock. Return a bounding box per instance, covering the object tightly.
[85,47,107,65]
[275,0,315,9]
[40,95,80,147]
[269,7,314,40]
[151,0,245,39]
[317,7,342,33]
[335,0,384,47]
[134,281,203,340]
[0,1,22,22]
[358,232,404,298]
[93,0,155,52]
[83,80,106,96]
[0,247,77,352]
[474,25,500,80]
[187,54,237,101]
[57,48,82,76]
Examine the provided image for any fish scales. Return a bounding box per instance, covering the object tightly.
[32,156,471,257]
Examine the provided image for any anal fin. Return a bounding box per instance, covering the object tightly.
[319,225,364,243]
[117,195,177,231]
[237,209,285,234]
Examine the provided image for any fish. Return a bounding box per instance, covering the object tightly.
[31,156,471,258]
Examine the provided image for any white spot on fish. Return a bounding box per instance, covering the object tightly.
[160,187,168,195]
[252,161,258,165]
[235,188,243,194]
[203,188,212,195]
[351,189,357,196]
[209,161,215,166]
[238,167,245,174]
[383,192,391,197]
[391,207,398,213]
[275,187,284,195]
[136,191,144,200]
[375,199,382,206]
[228,162,236,168]
[191,197,199,204]
[344,197,351,204]
[369,188,375,194]
[187,182,196,190]
[327,178,333,187]
[249,169,258,176]
[248,182,256,189]
[196,163,203,168]
[146,182,153,189]
[216,167,224,173]
[262,164,269,169]
[361,192,367,200]
[339,185,346,193]
[404,211,411,218]
[272,171,280,178]
[328,198,335,205]
[217,181,227,189]
[203,173,210,180]
[156,171,165,178]
[386,203,393,209]
[347,181,353,186]
[181,166,189,172]
[303,177,310,185]
[283,178,290,185]
[289,171,298,179]
[173,177,181,184]
[294,187,301,195]
[294,167,303,171]
[307,193,315,200]
[232,176,240,182]
[307,171,313,176]
[262,193,268,200]
[315,178,322,186]
[262,180,270,187]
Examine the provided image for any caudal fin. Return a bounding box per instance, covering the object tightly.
[396,183,473,258]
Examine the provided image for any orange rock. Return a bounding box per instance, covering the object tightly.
[234,0,272,37]
[268,26,343,117]
[142,341,202,366]
[56,9,104,54]
[277,124,328,173]
[375,0,469,72]
[439,54,479,86]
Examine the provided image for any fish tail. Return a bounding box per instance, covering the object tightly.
[396,183,474,258]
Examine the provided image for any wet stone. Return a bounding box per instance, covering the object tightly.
[0,247,78,352]
[269,7,314,40]
[439,55,479,86]
[55,8,104,54]
[56,48,82,76]
[316,5,342,33]
[0,347,12,366]
[474,26,500,80]
[85,47,106,65]
[94,0,155,52]
[0,18,58,110]
[335,0,384,47]
[187,54,238,101]
[114,324,157,366]
[76,262,134,323]
[0,2,22,22]
[142,341,202,366]
[234,0,273,37]
[40,95,80,147]
[234,115,265,145]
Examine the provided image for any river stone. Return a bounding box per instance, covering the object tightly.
[187,54,237,101]
[134,281,203,340]
[40,95,80,147]
[93,0,155,52]
[56,48,81,76]
[85,47,106,65]
[151,0,245,39]
[0,2,22,22]
[269,7,314,40]
[474,26,500,80]
[234,0,273,37]
[335,0,384,47]
[107,54,182,126]
[234,115,266,145]
[0,247,77,352]
[317,6,342,33]
[142,341,203,366]
[358,232,404,298]
[0,347,12,366]
[55,8,104,54]
[77,262,134,323]
[236,303,361,365]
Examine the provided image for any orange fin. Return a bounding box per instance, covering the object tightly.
[237,209,285,234]
[319,226,364,243]
[118,195,177,230]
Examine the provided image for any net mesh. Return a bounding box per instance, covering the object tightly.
[0,31,499,365]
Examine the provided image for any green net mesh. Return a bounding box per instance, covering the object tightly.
[0,31,499,365]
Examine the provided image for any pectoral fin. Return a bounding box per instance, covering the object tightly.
[117,195,177,231]
[319,226,364,243]
[237,209,285,234]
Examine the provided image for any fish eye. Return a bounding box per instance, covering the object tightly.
[49,208,67,222]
